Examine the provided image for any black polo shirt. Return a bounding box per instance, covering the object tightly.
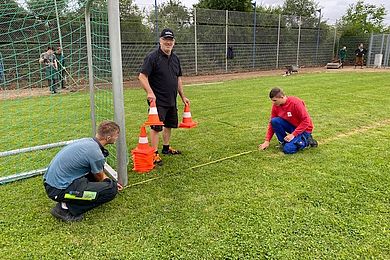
[140,47,182,107]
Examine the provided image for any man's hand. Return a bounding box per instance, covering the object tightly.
[284,134,295,142]
[259,141,270,150]
[117,182,123,191]
[182,96,190,105]
[147,92,156,103]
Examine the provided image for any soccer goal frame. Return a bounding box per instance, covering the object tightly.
[0,0,128,186]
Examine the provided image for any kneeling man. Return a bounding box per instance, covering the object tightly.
[259,87,318,154]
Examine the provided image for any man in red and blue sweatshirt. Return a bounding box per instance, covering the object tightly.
[259,87,318,154]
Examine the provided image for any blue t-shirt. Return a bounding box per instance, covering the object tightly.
[44,138,105,189]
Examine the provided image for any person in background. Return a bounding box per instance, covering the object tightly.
[39,46,58,94]
[339,46,347,68]
[55,47,65,89]
[354,43,367,69]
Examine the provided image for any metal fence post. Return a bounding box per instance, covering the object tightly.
[276,14,281,69]
[380,33,385,54]
[194,8,198,75]
[296,16,301,67]
[367,32,374,67]
[252,2,256,69]
[54,0,63,50]
[315,9,321,64]
[225,10,228,72]
[332,24,337,59]
[107,0,128,186]
[154,0,159,45]
[385,34,390,67]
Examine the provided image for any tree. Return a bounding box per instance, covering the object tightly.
[119,0,151,43]
[282,0,319,19]
[339,0,388,35]
[148,0,192,42]
[26,0,69,17]
[195,0,253,12]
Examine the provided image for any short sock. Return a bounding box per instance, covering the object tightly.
[162,145,169,152]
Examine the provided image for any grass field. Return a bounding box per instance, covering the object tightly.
[1,71,390,259]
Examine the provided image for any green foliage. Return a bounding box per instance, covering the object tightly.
[196,0,253,12]
[119,0,151,43]
[1,72,390,258]
[0,0,27,15]
[147,0,192,42]
[282,0,319,19]
[26,0,69,17]
[339,0,389,35]
[256,5,283,15]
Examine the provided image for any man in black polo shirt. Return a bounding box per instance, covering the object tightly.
[138,28,190,165]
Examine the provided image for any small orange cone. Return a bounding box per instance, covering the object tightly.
[131,125,155,173]
[179,104,198,128]
[144,100,164,126]
[135,125,153,151]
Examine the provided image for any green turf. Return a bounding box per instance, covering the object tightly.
[1,71,390,259]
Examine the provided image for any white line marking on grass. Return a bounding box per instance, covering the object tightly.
[320,119,390,145]
[125,119,390,189]
[185,81,224,87]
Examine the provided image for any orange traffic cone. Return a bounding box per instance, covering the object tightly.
[179,104,198,128]
[135,125,153,151]
[131,125,155,173]
[144,100,164,126]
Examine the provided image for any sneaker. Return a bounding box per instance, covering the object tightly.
[162,147,182,155]
[307,135,318,147]
[50,203,83,222]
[153,153,163,166]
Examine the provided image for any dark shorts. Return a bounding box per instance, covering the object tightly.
[148,100,178,132]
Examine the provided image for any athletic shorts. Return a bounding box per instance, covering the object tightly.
[148,101,178,132]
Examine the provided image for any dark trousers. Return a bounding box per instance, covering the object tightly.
[270,117,311,154]
[44,176,118,216]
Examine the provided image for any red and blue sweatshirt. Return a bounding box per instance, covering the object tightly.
[265,96,314,141]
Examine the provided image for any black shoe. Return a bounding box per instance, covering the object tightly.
[50,203,83,222]
[162,147,182,155]
[307,135,318,147]
[153,153,163,166]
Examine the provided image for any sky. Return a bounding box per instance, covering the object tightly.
[135,0,390,26]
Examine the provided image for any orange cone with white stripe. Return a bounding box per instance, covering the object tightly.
[144,100,164,126]
[131,125,155,173]
[136,125,152,151]
[179,104,198,128]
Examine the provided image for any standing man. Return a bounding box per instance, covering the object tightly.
[339,46,347,68]
[354,43,367,69]
[43,121,122,222]
[39,46,58,94]
[55,47,65,89]
[259,87,318,154]
[138,28,190,165]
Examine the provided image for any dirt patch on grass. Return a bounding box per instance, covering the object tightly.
[1,66,388,100]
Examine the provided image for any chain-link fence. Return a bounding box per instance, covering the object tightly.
[121,7,337,79]
[0,4,377,89]
[367,33,390,68]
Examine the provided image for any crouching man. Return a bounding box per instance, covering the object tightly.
[259,87,318,154]
[43,121,123,222]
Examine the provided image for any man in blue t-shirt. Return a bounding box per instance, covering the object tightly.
[44,121,122,222]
